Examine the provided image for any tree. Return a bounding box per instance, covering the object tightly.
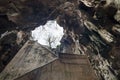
[46,34,57,49]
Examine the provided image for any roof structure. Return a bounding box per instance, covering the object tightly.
[16,53,98,80]
[0,40,57,80]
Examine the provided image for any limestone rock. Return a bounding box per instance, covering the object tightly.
[98,29,114,43]
[114,10,120,23]
[112,25,120,35]
[0,0,120,80]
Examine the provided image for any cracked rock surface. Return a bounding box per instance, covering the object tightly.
[0,0,120,80]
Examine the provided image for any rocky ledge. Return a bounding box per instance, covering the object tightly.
[0,0,120,80]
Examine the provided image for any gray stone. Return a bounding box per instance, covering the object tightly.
[114,10,120,23]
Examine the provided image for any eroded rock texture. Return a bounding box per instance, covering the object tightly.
[0,0,120,80]
[0,30,29,72]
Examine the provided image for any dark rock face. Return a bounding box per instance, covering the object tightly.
[0,30,29,72]
[0,0,120,80]
[0,15,17,35]
[57,1,120,80]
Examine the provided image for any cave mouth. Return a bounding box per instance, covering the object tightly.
[31,20,64,48]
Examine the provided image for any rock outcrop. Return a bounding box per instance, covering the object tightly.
[0,30,29,72]
[0,0,120,80]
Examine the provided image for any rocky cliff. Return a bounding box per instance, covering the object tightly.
[0,0,120,80]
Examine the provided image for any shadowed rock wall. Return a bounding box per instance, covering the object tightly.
[0,0,120,80]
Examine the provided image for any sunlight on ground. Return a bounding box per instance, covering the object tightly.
[32,20,64,48]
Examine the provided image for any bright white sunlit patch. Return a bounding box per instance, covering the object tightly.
[31,20,64,48]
